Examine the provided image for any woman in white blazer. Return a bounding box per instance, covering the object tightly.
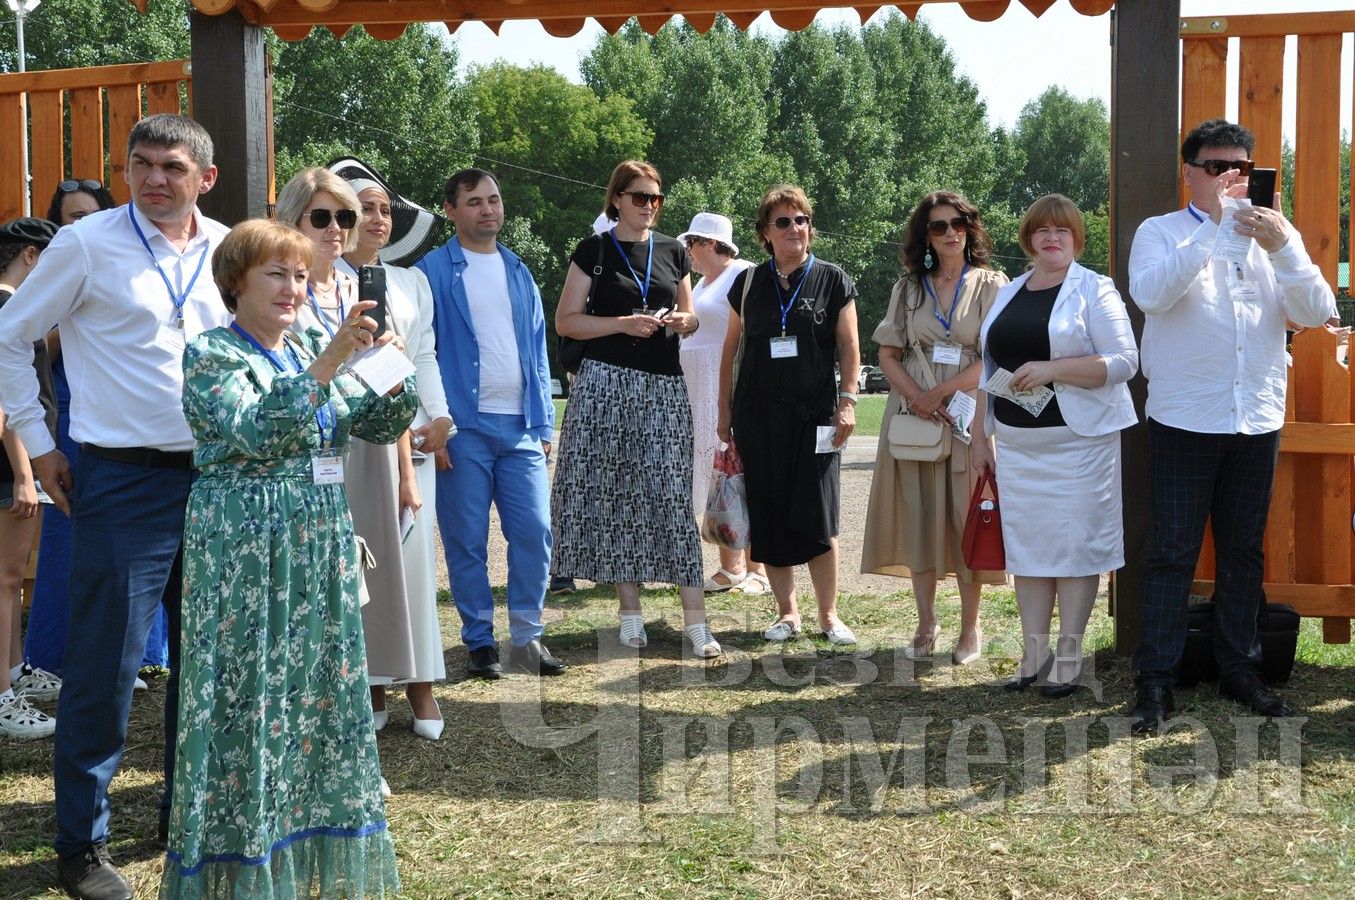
[971,194,1137,698]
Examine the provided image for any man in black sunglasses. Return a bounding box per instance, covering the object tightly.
[0,113,230,900]
[1126,118,1335,733]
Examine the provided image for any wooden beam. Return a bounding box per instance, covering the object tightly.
[1182,11,1355,39]
[190,8,271,225]
[1192,579,1355,623]
[1109,0,1181,655]
[1277,421,1355,455]
[0,60,186,93]
[1238,36,1284,171]
[1293,33,1342,290]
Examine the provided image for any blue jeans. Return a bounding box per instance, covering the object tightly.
[52,453,190,857]
[435,413,550,650]
[1133,419,1281,687]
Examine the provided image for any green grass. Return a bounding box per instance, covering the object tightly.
[4,584,1351,898]
[551,394,889,437]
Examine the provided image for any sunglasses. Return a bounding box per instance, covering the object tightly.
[771,214,812,230]
[307,208,358,229]
[1189,158,1255,177]
[619,190,665,208]
[58,179,104,194]
[926,216,970,236]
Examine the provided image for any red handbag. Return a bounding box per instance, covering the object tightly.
[962,469,1005,571]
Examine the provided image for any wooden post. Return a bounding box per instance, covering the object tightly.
[1109,0,1181,655]
[189,9,269,225]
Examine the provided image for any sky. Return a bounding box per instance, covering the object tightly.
[446,0,1355,137]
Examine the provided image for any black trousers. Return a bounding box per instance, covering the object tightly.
[1133,418,1281,687]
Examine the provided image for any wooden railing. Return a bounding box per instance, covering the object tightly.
[0,59,191,221]
[1182,12,1355,643]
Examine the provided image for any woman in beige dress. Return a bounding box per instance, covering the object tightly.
[861,191,1007,664]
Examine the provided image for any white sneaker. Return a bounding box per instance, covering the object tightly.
[13,663,61,702]
[823,622,857,646]
[0,692,56,739]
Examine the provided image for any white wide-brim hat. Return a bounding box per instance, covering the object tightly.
[326,156,445,267]
[676,211,739,258]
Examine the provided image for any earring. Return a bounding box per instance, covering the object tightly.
[924,246,934,270]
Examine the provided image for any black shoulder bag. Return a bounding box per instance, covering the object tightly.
[557,237,606,375]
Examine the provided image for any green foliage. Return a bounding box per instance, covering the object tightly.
[8,0,188,71]
[1005,87,1110,211]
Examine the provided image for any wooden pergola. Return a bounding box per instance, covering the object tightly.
[132,0,1181,651]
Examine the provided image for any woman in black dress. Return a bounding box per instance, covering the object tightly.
[553,160,721,658]
[716,185,861,645]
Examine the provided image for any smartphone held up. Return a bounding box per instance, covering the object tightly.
[358,265,388,337]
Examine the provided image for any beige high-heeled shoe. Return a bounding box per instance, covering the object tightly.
[902,623,941,660]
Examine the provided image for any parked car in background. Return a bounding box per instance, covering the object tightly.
[864,367,889,394]
[859,365,880,393]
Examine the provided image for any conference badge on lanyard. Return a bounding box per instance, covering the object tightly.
[769,336,799,358]
[932,341,962,365]
[311,454,345,485]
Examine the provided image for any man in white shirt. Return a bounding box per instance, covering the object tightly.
[0,114,230,900]
[415,169,563,679]
[1127,119,1335,733]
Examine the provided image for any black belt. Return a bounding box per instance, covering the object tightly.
[81,443,195,470]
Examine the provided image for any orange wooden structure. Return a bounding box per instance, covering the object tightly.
[0,60,190,222]
[1181,12,1355,643]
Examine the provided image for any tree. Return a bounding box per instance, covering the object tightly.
[1005,86,1110,212]
[271,25,476,212]
[5,0,188,71]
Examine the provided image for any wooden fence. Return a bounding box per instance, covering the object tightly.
[1181,12,1355,643]
[0,59,190,221]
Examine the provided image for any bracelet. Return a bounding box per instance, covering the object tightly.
[838,391,858,404]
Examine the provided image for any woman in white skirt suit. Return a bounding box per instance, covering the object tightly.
[971,194,1137,697]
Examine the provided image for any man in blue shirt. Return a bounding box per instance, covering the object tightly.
[417,169,564,678]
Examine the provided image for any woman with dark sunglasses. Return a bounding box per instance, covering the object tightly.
[862,190,1008,665]
[553,160,721,658]
[716,185,861,646]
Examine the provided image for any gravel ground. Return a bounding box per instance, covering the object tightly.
[442,432,911,600]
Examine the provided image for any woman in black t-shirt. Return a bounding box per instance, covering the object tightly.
[715,185,862,646]
[552,160,721,658]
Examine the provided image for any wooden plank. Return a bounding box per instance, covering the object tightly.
[1277,421,1355,454]
[1181,11,1355,38]
[1110,0,1182,653]
[68,87,104,188]
[27,89,65,214]
[0,59,186,93]
[1293,34,1342,290]
[145,80,182,116]
[1180,38,1227,206]
[0,93,26,221]
[106,84,140,194]
[1323,618,1351,643]
[1238,36,1284,171]
[1264,453,1296,583]
[1192,580,1355,620]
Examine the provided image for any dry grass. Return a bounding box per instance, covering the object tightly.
[2,584,1352,898]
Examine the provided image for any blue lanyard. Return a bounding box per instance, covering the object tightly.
[230,322,337,449]
[1186,203,1206,223]
[771,255,815,336]
[608,228,653,307]
[127,204,209,323]
[306,283,346,339]
[924,263,968,334]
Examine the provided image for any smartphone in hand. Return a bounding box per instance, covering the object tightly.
[1247,168,1278,209]
[358,265,388,338]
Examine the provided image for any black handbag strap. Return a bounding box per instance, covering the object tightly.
[584,235,606,315]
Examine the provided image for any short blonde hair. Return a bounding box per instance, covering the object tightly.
[212,219,314,312]
[1017,194,1086,258]
[604,160,663,222]
[755,185,815,255]
[274,167,362,254]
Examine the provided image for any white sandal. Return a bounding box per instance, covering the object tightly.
[0,692,56,739]
[703,567,747,593]
[763,618,802,642]
[740,572,770,595]
[683,623,723,658]
[619,614,648,649]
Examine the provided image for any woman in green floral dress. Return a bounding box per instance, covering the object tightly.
[161,219,416,899]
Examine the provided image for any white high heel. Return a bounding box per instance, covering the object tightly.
[902,623,941,660]
[412,717,444,741]
[372,709,389,731]
[619,614,648,649]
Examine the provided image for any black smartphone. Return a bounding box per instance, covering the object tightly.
[1248,167,1277,209]
[358,265,387,338]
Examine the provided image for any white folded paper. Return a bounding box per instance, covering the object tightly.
[986,367,1055,417]
[348,341,416,396]
[947,391,976,445]
[815,425,841,453]
[1213,195,1254,265]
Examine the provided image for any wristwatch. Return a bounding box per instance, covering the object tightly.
[838,391,859,404]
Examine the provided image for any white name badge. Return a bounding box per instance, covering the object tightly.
[312,454,345,485]
[932,341,963,365]
[156,322,186,355]
[769,335,799,359]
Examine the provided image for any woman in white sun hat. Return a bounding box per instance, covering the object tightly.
[676,212,768,596]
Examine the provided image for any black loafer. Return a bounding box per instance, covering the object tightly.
[466,646,503,680]
[57,842,132,900]
[1129,682,1175,735]
[1219,672,1293,717]
[1003,674,1039,692]
[508,639,568,676]
[1041,681,1081,699]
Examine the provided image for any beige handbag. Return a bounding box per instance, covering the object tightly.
[887,288,952,462]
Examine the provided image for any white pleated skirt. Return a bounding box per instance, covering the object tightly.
[993,421,1124,577]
